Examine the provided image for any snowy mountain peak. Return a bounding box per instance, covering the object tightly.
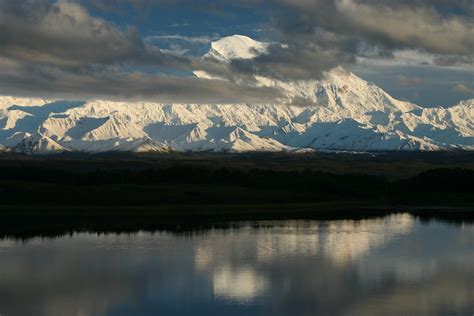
[9,133,69,155]
[206,34,269,61]
[0,35,473,154]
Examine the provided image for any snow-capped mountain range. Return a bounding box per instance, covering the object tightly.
[0,35,473,154]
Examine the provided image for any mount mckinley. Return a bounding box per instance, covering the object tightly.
[0,35,473,154]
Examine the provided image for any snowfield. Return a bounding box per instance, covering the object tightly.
[0,35,473,154]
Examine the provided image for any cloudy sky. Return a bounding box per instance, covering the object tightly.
[0,0,473,107]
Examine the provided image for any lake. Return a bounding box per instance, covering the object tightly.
[0,213,473,315]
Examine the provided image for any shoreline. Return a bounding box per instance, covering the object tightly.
[1,203,473,239]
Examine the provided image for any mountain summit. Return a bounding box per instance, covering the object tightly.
[0,35,473,154]
[206,35,269,61]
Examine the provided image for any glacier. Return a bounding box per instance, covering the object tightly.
[0,35,473,154]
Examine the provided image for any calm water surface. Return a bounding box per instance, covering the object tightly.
[1,214,473,316]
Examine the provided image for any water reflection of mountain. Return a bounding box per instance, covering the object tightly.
[323,214,414,264]
[193,214,415,304]
[197,214,414,268]
[0,215,473,316]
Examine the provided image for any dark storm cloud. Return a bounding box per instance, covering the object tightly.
[227,33,355,81]
[0,0,281,103]
[0,0,190,69]
[0,57,282,103]
[273,0,474,56]
[195,0,474,80]
[433,55,474,67]
[83,0,474,57]
[0,0,472,102]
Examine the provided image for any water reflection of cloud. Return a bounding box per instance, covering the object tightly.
[191,214,419,309]
[213,265,267,303]
[322,214,414,264]
[0,215,472,315]
[194,214,414,268]
[256,225,320,262]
